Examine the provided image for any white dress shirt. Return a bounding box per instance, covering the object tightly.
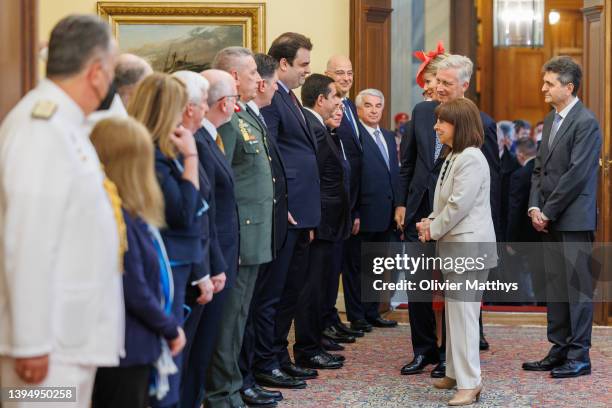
[201,118,218,141]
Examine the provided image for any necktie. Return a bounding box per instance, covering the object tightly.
[215,133,225,154]
[434,131,443,162]
[289,90,306,124]
[343,99,360,145]
[374,129,390,169]
[548,113,563,148]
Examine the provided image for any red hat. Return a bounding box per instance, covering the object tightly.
[394,112,409,123]
[413,41,446,89]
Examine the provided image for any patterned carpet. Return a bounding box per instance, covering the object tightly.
[276,323,612,407]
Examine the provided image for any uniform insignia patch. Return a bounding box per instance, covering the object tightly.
[31,100,58,120]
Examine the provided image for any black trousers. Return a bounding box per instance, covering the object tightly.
[251,229,310,373]
[180,287,229,408]
[321,239,344,329]
[294,239,335,360]
[92,365,151,408]
[273,229,312,368]
[542,229,594,362]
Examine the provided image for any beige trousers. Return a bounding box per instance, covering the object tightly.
[444,269,488,389]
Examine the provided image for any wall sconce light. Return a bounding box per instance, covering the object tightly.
[493,0,545,47]
[548,11,561,25]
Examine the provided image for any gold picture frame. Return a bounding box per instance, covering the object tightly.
[97,2,266,72]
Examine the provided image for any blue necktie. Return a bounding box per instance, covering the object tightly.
[548,113,563,148]
[343,99,360,142]
[374,129,389,169]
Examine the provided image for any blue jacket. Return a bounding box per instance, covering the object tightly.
[261,87,321,229]
[120,210,179,367]
[195,127,239,288]
[337,98,363,221]
[360,126,399,232]
[155,149,207,281]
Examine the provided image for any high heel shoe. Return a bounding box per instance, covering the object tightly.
[433,376,457,389]
[448,383,483,406]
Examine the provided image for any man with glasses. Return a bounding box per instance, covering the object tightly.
[204,47,275,408]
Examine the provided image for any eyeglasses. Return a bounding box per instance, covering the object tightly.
[217,94,240,102]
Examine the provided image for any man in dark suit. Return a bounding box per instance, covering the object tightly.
[395,54,500,377]
[205,47,276,408]
[293,74,350,369]
[255,32,322,389]
[238,53,288,407]
[178,69,240,408]
[353,88,399,330]
[322,55,369,341]
[498,120,520,241]
[523,56,601,378]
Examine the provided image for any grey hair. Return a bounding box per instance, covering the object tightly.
[212,47,253,73]
[436,54,474,85]
[46,14,112,78]
[355,88,385,107]
[205,70,236,107]
[172,71,209,104]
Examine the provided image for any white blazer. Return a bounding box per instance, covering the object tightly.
[428,147,498,273]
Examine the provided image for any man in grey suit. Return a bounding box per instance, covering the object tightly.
[523,56,601,378]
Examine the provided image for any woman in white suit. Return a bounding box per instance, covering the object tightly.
[417,98,497,406]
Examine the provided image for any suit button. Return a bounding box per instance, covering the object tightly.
[269,156,272,161]
[273,198,277,204]
[246,219,251,225]
[273,177,276,182]
[256,149,260,153]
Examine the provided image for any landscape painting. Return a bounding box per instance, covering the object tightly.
[118,24,244,72]
[97,2,266,73]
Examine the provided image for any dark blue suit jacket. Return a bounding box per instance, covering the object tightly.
[360,126,399,232]
[195,127,239,288]
[261,87,321,229]
[337,98,363,221]
[121,210,179,367]
[155,149,207,281]
[304,109,351,242]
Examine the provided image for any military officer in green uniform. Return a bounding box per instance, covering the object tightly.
[205,46,275,408]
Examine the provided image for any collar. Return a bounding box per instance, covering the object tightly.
[359,120,381,136]
[524,156,536,166]
[246,100,260,116]
[277,80,290,93]
[41,78,87,130]
[556,96,579,119]
[304,107,325,126]
[201,118,218,141]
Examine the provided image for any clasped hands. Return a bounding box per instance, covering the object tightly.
[529,208,549,233]
[416,218,432,243]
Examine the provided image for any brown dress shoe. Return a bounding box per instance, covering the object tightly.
[448,384,483,406]
[433,376,457,390]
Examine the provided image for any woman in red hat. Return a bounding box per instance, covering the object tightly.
[414,41,449,101]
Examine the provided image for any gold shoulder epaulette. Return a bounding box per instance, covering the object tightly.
[31,100,58,120]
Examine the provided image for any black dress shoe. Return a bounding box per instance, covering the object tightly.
[400,354,438,375]
[522,355,565,371]
[254,369,307,389]
[322,326,356,343]
[240,387,278,407]
[253,384,283,402]
[479,333,490,350]
[334,321,364,337]
[281,362,318,379]
[430,360,446,378]
[321,336,345,351]
[297,353,343,369]
[323,351,346,362]
[367,316,398,328]
[350,319,373,332]
[551,360,591,378]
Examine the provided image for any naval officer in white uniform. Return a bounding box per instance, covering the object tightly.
[0,15,124,407]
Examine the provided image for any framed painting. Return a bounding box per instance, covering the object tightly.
[97,2,266,73]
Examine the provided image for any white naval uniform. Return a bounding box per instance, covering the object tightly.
[0,79,125,407]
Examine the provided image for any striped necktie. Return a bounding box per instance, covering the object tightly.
[215,133,225,154]
[374,129,390,169]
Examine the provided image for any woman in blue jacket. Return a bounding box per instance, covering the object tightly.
[128,73,214,407]
[90,117,185,408]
